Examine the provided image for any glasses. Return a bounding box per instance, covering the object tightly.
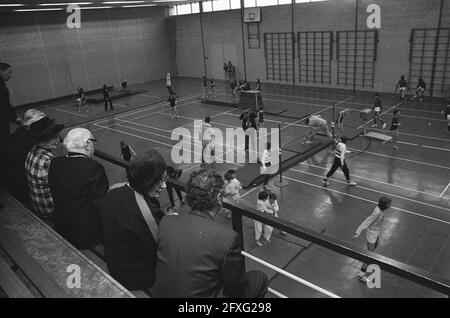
[87,138,97,144]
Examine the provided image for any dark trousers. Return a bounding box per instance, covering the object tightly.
[167,86,173,95]
[224,270,268,298]
[361,238,379,273]
[166,184,183,207]
[326,157,350,181]
[263,162,271,186]
[104,98,113,110]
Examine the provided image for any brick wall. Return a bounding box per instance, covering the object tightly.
[0,7,174,106]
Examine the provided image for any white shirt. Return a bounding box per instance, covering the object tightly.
[335,142,346,161]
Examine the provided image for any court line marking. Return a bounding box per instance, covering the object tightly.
[289,167,450,212]
[441,182,450,197]
[124,101,199,122]
[422,145,450,152]
[133,93,162,99]
[112,103,128,108]
[298,162,448,200]
[347,146,450,170]
[260,91,447,107]
[47,106,88,118]
[367,128,450,143]
[282,175,450,225]
[356,135,450,152]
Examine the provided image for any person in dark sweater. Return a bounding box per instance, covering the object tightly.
[120,140,136,161]
[98,149,167,290]
[167,93,179,119]
[389,109,400,150]
[103,84,113,111]
[372,93,387,129]
[48,128,109,249]
[395,75,408,101]
[412,78,426,102]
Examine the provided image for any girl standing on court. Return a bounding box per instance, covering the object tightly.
[167,93,179,119]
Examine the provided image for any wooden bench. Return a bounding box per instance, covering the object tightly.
[0,191,134,298]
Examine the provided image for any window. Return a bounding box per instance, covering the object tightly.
[191,2,200,13]
[244,0,256,8]
[278,0,292,4]
[213,0,231,11]
[203,1,213,12]
[257,0,277,7]
[264,32,294,81]
[230,0,241,9]
[176,3,192,15]
[295,0,310,3]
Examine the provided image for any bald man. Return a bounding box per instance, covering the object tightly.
[48,128,109,249]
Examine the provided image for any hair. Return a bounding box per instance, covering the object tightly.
[340,136,348,143]
[0,63,11,71]
[224,171,233,182]
[375,92,380,97]
[393,109,400,116]
[268,193,277,201]
[185,169,224,212]
[103,84,107,89]
[166,166,175,175]
[401,75,405,80]
[127,149,167,195]
[258,191,269,201]
[63,128,92,151]
[304,117,310,125]
[120,140,126,148]
[22,109,46,127]
[377,196,392,211]
[204,116,211,123]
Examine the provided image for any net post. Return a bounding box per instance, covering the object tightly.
[274,123,289,187]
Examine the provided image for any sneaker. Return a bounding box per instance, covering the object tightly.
[347,181,357,186]
[255,240,264,247]
[382,123,387,129]
[263,239,271,245]
[322,179,329,187]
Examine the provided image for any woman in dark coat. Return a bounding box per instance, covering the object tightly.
[99,149,167,290]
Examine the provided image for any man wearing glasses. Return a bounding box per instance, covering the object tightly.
[48,128,109,249]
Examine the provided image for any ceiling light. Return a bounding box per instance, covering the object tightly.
[80,6,113,9]
[0,4,25,6]
[123,4,157,8]
[103,1,146,4]
[15,8,64,12]
[39,2,93,6]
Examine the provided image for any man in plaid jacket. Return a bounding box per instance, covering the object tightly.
[25,116,64,220]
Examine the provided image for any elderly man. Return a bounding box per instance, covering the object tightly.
[25,116,64,220]
[48,128,109,249]
[152,169,268,298]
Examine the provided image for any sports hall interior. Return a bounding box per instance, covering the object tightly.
[0,0,449,298]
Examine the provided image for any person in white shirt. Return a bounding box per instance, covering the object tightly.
[201,117,215,164]
[268,193,286,235]
[322,136,357,186]
[302,115,333,144]
[166,73,173,95]
[352,196,391,283]
[254,191,273,246]
[260,142,272,190]
[222,169,242,218]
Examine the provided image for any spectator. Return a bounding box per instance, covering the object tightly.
[5,109,46,205]
[99,149,167,290]
[48,128,109,249]
[268,193,286,235]
[25,116,64,220]
[254,191,274,246]
[395,75,408,101]
[152,169,268,298]
[412,78,426,102]
[223,169,242,218]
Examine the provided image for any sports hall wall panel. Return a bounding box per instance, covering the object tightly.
[173,0,448,94]
[0,6,173,106]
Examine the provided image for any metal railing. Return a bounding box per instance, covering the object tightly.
[94,149,450,297]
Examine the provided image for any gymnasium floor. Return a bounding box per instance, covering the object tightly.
[30,77,450,298]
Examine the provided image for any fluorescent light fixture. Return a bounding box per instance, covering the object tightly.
[103,1,146,3]
[39,2,93,6]
[0,4,25,6]
[153,0,186,2]
[123,4,156,7]
[79,6,113,9]
[15,8,64,11]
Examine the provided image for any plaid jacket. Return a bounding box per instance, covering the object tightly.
[25,146,55,218]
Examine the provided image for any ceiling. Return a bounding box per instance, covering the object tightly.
[0,0,194,12]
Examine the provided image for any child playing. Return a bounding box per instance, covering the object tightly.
[255,191,274,246]
[120,140,136,161]
[167,93,179,119]
[372,93,387,129]
[353,196,392,283]
[223,169,242,218]
[411,78,426,102]
[390,109,400,149]
[268,193,286,235]
[395,75,408,101]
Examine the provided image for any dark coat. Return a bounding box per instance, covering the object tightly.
[98,185,164,290]
[0,79,17,135]
[152,212,247,298]
[48,153,109,249]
